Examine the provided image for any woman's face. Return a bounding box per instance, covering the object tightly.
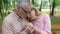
[26,10,37,21]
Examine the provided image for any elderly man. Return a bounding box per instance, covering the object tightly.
[2,0,32,34]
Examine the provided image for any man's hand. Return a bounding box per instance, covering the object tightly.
[23,23,41,34]
[24,23,35,34]
[26,23,35,29]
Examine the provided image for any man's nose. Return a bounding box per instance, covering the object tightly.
[27,14,31,17]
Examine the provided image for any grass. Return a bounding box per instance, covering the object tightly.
[51,16,60,24]
[0,16,3,25]
[0,20,2,25]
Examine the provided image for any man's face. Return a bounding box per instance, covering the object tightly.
[16,3,32,18]
[16,7,27,18]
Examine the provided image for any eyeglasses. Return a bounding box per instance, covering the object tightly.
[20,7,32,14]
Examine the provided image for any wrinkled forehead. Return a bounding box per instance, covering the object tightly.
[22,3,33,11]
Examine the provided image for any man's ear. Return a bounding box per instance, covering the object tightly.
[13,8,19,13]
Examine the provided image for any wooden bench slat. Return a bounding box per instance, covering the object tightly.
[52,24,60,29]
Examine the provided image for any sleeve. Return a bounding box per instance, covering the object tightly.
[40,14,52,34]
[2,19,13,34]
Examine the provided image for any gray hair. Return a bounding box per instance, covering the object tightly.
[16,0,31,7]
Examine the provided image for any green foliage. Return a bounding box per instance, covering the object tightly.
[50,0,60,7]
[55,0,60,6]
[30,0,40,9]
[51,16,60,24]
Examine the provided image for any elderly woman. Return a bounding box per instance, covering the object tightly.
[2,0,51,34]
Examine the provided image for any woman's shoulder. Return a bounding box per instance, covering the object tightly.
[38,14,50,21]
[40,14,50,18]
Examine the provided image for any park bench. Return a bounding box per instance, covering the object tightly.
[0,26,2,34]
[0,24,60,34]
[52,24,60,34]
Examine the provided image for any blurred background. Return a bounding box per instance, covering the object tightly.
[0,0,60,34]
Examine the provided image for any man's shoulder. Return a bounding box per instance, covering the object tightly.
[3,12,15,22]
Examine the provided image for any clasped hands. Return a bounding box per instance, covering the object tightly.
[24,23,35,34]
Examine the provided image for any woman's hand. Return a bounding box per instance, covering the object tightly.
[26,23,35,29]
[23,23,35,34]
[26,23,41,34]
[23,23,41,34]
[24,26,34,34]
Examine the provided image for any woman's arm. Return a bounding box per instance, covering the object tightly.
[42,14,51,34]
[33,14,51,34]
[26,14,51,34]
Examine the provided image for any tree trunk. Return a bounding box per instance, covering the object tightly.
[51,0,55,16]
[0,0,2,12]
[32,0,34,5]
[39,0,42,11]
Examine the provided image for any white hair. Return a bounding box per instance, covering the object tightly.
[16,0,31,7]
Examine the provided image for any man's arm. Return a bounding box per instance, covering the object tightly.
[2,19,13,34]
